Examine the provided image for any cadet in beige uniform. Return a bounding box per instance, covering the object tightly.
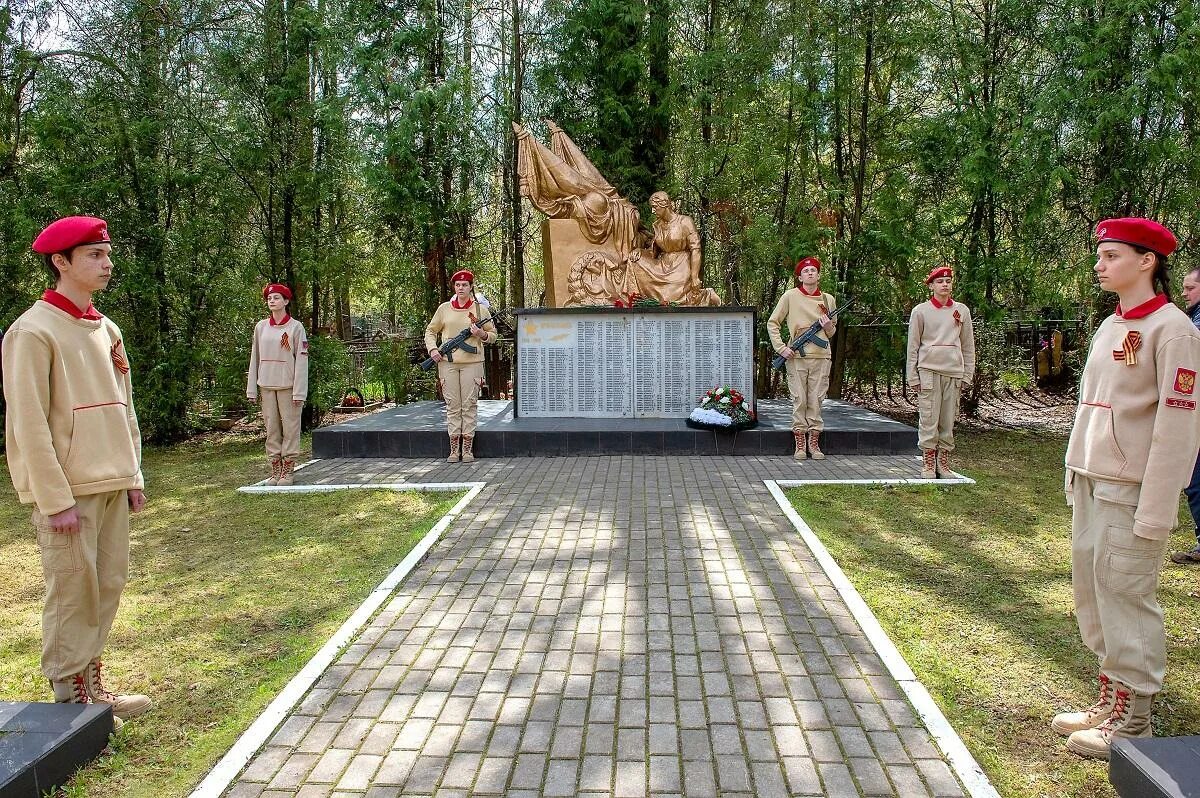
[247,283,309,486]
[1053,218,1200,759]
[3,216,152,731]
[906,266,976,478]
[767,257,837,459]
[425,270,495,462]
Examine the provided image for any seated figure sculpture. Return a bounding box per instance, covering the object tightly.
[513,120,722,307]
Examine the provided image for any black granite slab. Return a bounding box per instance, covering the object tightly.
[314,399,916,458]
[0,702,113,798]
[1111,736,1200,798]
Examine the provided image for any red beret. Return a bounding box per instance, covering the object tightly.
[794,257,822,276]
[32,216,110,255]
[451,270,474,283]
[263,283,292,301]
[1095,217,1177,258]
[925,266,953,284]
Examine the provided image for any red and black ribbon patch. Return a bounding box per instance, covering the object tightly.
[1112,331,1142,366]
[110,339,129,374]
[280,331,291,352]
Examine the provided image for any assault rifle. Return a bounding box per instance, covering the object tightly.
[771,299,855,369]
[420,314,498,371]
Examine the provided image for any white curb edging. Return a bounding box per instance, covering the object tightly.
[765,478,1000,798]
[188,480,487,798]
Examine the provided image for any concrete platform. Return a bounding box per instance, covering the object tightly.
[0,702,113,797]
[313,399,917,459]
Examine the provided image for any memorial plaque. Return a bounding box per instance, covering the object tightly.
[516,308,755,418]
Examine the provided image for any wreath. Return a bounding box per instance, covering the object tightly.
[685,386,757,431]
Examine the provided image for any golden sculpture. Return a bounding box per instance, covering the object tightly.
[513,121,722,307]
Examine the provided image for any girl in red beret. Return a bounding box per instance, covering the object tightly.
[424,271,496,462]
[906,266,975,478]
[247,284,309,485]
[766,257,838,459]
[1054,218,1200,759]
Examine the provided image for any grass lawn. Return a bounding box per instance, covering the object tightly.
[0,434,462,797]
[785,429,1200,798]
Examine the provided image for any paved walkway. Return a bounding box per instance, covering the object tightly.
[222,455,971,798]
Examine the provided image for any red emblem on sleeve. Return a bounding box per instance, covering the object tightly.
[1174,368,1196,395]
[110,339,129,374]
[1166,397,1196,410]
[300,340,309,356]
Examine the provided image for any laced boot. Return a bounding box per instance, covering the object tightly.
[461,435,476,463]
[1066,682,1153,760]
[447,435,461,463]
[51,672,122,733]
[86,659,152,720]
[266,457,282,486]
[277,459,296,486]
[937,449,959,479]
[807,430,825,460]
[921,449,937,479]
[1052,673,1115,736]
[793,431,808,460]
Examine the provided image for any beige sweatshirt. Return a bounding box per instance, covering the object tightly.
[906,298,976,383]
[247,316,309,400]
[766,287,838,359]
[424,300,495,364]
[1065,297,1200,539]
[2,301,144,515]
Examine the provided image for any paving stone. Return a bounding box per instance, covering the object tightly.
[223,455,975,798]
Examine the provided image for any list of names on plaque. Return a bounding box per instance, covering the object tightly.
[518,310,754,418]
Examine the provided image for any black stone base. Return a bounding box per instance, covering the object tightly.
[0,702,113,798]
[1110,736,1200,798]
[314,399,916,458]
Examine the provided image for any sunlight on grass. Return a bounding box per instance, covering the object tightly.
[786,430,1200,798]
[0,435,463,798]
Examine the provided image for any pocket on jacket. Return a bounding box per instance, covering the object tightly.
[63,402,139,486]
[1070,402,1127,472]
[1100,524,1164,596]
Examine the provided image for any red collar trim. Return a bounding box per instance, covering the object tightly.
[269,313,292,326]
[930,296,955,309]
[1116,293,1169,320]
[451,297,474,310]
[798,285,822,297]
[42,290,102,320]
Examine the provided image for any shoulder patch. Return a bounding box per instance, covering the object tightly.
[1174,367,1195,395]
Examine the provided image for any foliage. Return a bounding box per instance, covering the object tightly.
[1,0,1199,424]
[304,335,351,426]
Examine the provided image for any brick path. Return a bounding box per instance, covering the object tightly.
[221,455,972,798]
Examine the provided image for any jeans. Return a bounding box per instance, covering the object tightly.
[1185,453,1200,548]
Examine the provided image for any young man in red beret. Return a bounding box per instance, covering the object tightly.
[247,283,309,485]
[2,216,151,730]
[906,266,976,478]
[1054,218,1200,759]
[767,256,838,459]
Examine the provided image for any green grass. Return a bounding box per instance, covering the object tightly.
[0,434,462,797]
[785,430,1200,798]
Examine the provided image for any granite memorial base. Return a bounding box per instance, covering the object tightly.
[1110,736,1200,798]
[0,702,113,798]
[313,399,916,458]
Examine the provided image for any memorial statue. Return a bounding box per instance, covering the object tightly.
[513,120,722,307]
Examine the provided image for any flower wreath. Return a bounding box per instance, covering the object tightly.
[686,386,757,431]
